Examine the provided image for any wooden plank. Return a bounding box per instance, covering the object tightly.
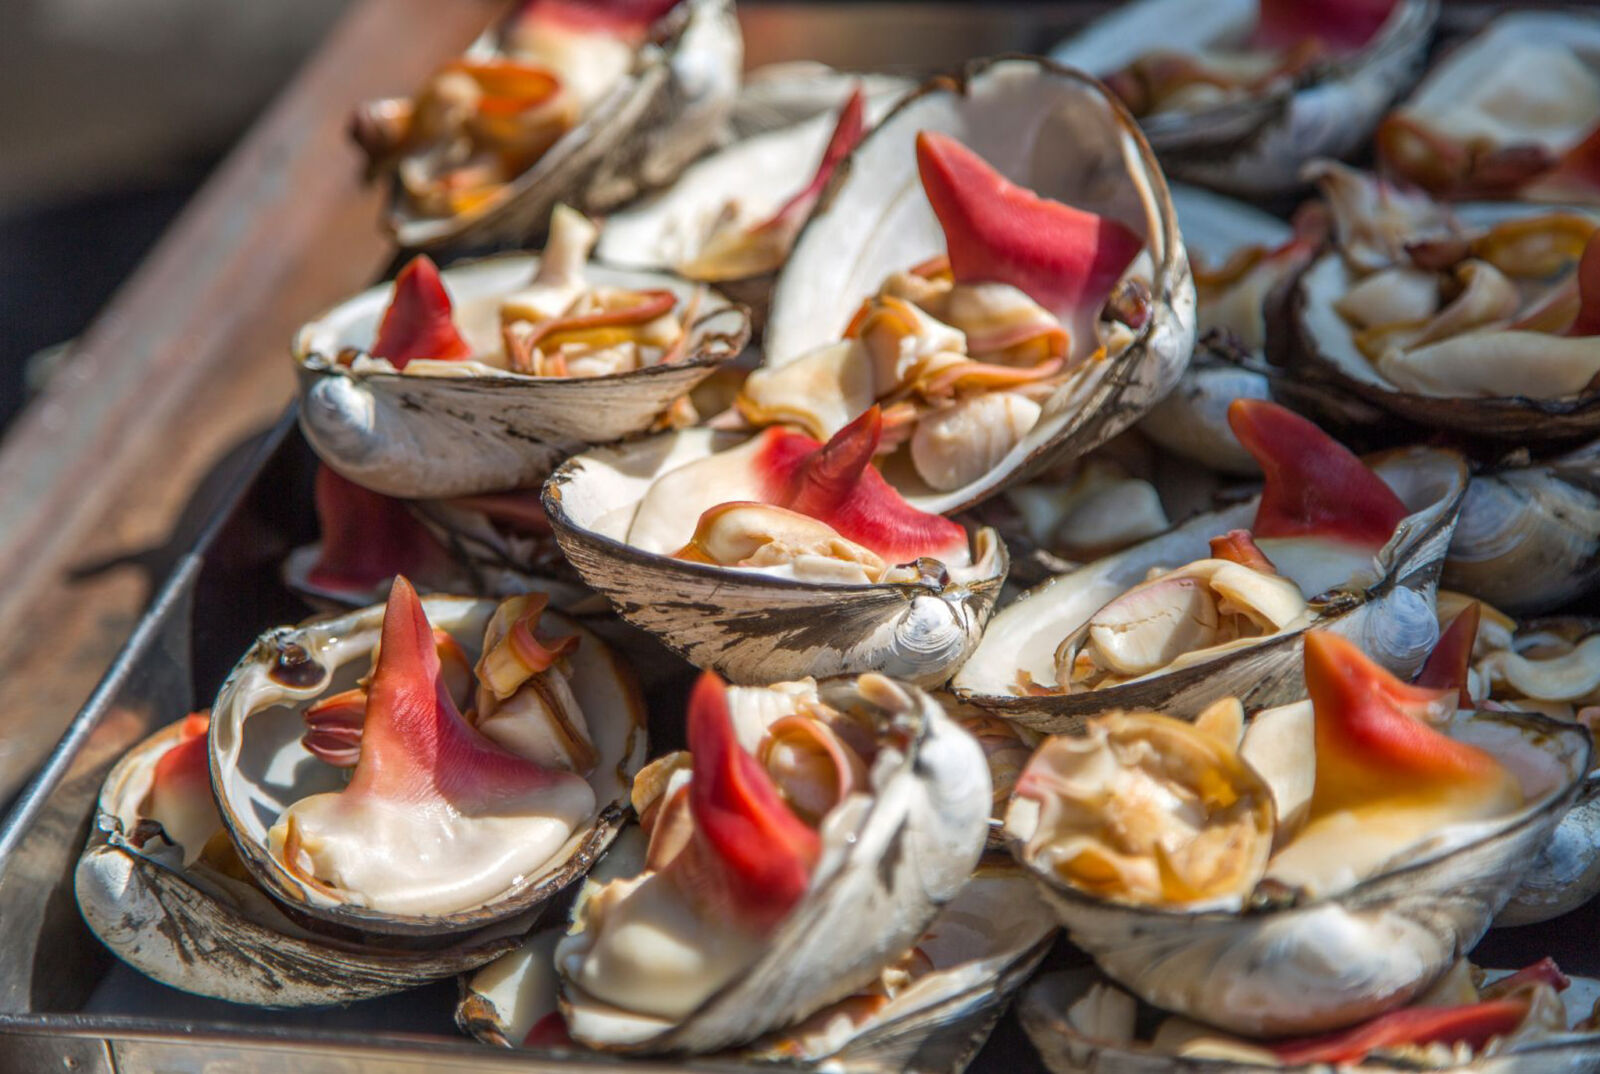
[0,0,497,801]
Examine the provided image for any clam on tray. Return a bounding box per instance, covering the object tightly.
[7,3,1600,1073]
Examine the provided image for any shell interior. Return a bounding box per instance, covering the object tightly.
[208,596,646,937]
[763,56,1193,515]
[952,448,1464,721]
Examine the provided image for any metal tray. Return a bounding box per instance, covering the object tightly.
[2,3,1594,1070]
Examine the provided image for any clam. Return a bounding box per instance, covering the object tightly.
[1444,439,1600,616]
[1281,165,1600,439]
[296,210,750,499]
[406,486,594,608]
[596,81,906,324]
[1050,0,1437,197]
[551,671,991,1053]
[460,852,1055,1072]
[1139,186,1325,475]
[758,55,1195,515]
[206,580,647,938]
[543,409,1008,685]
[1006,631,1591,1036]
[281,464,468,608]
[1377,13,1600,204]
[75,712,530,1005]
[953,399,1466,731]
[355,0,742,250]
[1020,960,1600,1073]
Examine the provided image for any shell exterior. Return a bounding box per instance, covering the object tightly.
[459,858,1056,1073]
[75,720,532,1006]
[1498,774,1600,928]
[1019,967,1600,1074]
[1051,0,1438,196]
[1444,440,1600,616]
[1283,202,1600,441]
[952,447,1467,732]
[388,0,743,251]
[763,56,1196,516]
[294,254,750,499]
[207,596,648,939]
[1139,184,1287,474]
[556,675,992,1054]
[1010,709,1591,1037]
[542,428,1009,686]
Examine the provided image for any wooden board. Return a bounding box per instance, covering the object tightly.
[0,0,498,803]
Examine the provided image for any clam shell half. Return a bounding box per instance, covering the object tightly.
[388,0,742,251]
[459,858,1056,1073]
[556,675,992,1054]
[1019,966,1600,1074]
[952,446,1467,732]
[76,719,531,1006]
[1282,203,1600,441]
[762,55,1196,516]
[542,428,1009,686]
[295,254,750,499]
[1010,708,1591,1037]
[207,596,647,939]
[1051,0,1437,197]
[1444,440,1600,616]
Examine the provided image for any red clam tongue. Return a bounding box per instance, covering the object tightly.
[914,131,1143,322]
[1254,0,1398,53]
[1303,631,1503,817]
[682,671,820,930]
[1564,230,1600,338]
[752,86,867,237]
[371,255,472,371]
[306,466,453,595]
[349,577,579,808]
[1413,602,1480,708]
[1268,997,1530,1066]
[753,407,971,564]
[520,0,681,35]
[1226,399,1407,551]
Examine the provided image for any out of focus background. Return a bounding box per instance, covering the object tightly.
[0,0,354,428]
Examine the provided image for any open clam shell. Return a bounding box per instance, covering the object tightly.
[1019,966,1600,1074]
[207,595,647,939]
[1377,13,1600,204]
[1282,202,1600,441]
[76,717,531,1006]
[542,427,1009,685]
[1051,0,1437,197]
[952,446,1467,732]
[380,0,742,251]
[295,254,750,499]
[761,55,1196,516]
[596,79,905,273]
[1445,440,1600,616]
[1010,707,1591,1037]
[554,674,992,1054]
[460,856,1055,1073]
